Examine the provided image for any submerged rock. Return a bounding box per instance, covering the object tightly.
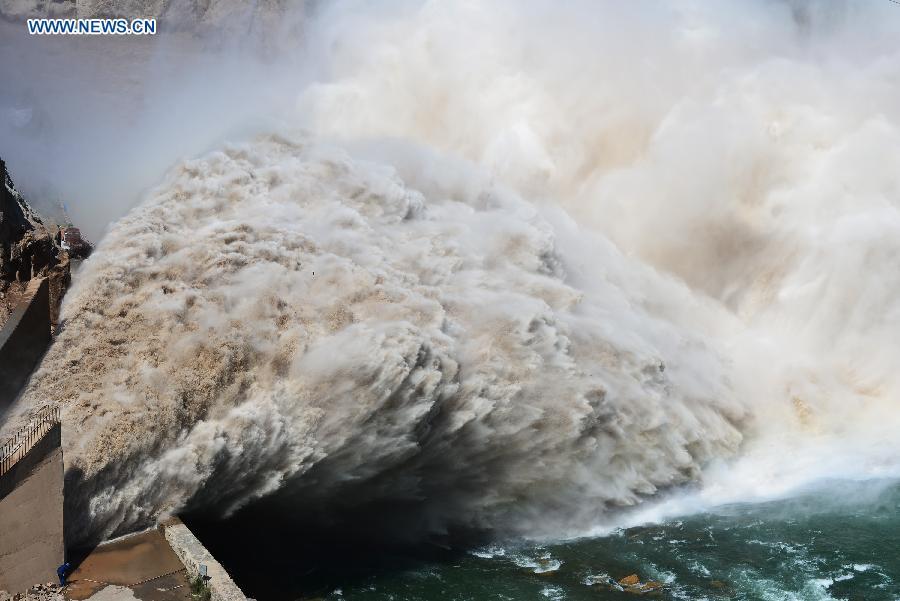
[604,574,665,595]
[635,581,663,593]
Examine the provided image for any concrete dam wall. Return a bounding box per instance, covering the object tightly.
[0,277,51,414]
[0,417,64,594]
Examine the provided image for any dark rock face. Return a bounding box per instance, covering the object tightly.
[0,157,71,325]
[0,157,56,283]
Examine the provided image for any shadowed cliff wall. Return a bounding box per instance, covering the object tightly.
[0,277,50,415]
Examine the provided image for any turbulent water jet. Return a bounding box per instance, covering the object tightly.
[2,0,900,556]
[15,136,744,544]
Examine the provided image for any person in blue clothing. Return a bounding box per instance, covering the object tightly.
[56,562,71,587]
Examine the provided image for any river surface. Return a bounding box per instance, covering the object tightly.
[191,478,900,601]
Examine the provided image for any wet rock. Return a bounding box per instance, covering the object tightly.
[638,581,663,592]
[612,574,665,595]
[709,579,733,595]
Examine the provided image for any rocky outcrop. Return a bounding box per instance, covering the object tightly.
[616,574,663,595]
[0,157,70,325]
[0,583,65,601]
[589,573,664,596]
[1,158,55,282]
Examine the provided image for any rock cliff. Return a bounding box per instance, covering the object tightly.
[0,158,55,282]
[0,157,69,325]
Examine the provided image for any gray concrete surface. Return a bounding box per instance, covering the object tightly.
[64,529,191,601]
[0,423,64,594]
[162,519,246,601]
[80,585,138,600]
[0,277,50,414]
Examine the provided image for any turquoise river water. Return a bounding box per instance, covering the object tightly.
[194,478,900,601]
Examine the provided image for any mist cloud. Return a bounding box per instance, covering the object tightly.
[4,0,900,542]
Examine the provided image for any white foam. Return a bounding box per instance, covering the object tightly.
[10,0,900,542]
[539,585,565,600]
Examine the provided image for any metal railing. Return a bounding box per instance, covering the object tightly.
[0,404,60,477]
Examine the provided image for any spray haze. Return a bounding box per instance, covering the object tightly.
[4,0,900,544]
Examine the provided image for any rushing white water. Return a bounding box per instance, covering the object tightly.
[9,0,900,543]
[19,135,744,543]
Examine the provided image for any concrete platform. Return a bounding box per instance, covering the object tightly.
[63,529,192,601]
[0,420,64,594]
